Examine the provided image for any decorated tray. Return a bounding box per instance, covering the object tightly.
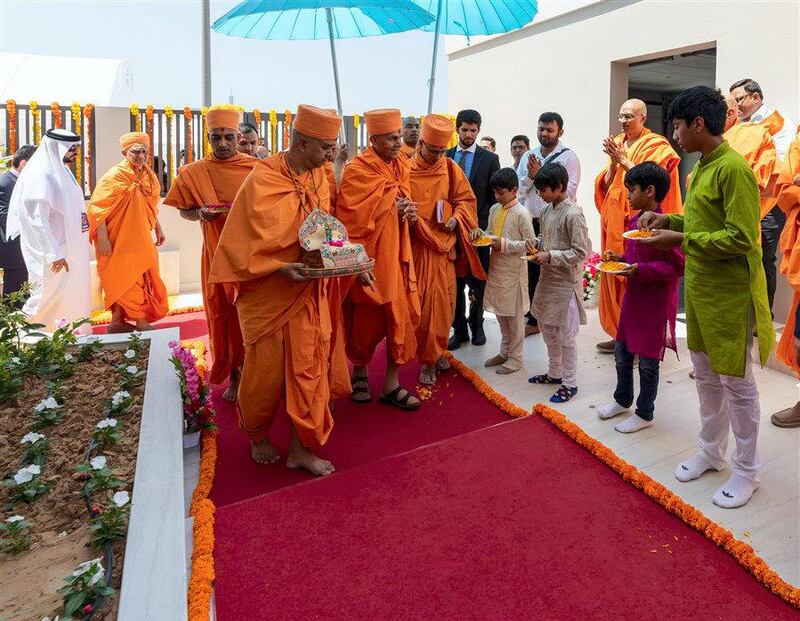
[471,236,494,247]
[622,229,654,240]
[298,259,375,279]
[598,261,631,274]
[203,203,232,214]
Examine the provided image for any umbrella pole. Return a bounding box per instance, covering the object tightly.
[426,0,443,114]
[326,8,344,118]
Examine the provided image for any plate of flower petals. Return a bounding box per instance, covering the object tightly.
[598,261,630,274]
[471,236,494,247]
[622,229,654,240]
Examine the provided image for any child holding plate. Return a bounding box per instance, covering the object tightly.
[597,161,684,432]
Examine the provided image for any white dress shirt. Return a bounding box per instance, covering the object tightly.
[748,104,796,159]
[516,141,581,217]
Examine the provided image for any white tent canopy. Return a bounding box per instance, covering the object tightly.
[0,52,133,106]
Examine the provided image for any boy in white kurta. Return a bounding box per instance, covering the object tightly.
[528,163,591,403]
[472,168,536,374]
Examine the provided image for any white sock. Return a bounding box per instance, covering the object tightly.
[598,401,628,420]
[712,474,758,509]
[674,452,721,482]
[614,415,653,434]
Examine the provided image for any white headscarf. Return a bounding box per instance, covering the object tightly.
[6,129,84,241]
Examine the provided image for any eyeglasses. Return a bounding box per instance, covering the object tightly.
[733,93,752,105]
[617,114,638,122]
[128,148,148,155]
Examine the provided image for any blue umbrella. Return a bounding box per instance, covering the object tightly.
[416,1,538,112]
[212,0,435,117]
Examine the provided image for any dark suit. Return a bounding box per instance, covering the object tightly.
[0,169,28,302]
[446,145,501,337]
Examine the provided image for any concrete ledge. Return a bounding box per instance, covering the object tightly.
[86,328,188,620]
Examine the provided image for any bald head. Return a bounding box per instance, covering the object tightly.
[723,93,738,132]
[618,99,647,139]
[402,116,420,147]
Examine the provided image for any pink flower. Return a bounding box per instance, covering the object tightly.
[56,317,68,329]
[582,278,588,288]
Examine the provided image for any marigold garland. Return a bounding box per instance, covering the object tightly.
[90,303,205,325]
[29,101,41,144]
[6,99,17,154]
[446,352,799,609]
[282,109,291,149]
[353,113,360,129]
[145,104,155,168]
[129,103,141,132]
[200,107,211,157]
[252,108,262,131]
[164,106,175,182]
[181,338,217,621]
[269,109,278,155]
[184,107,194,163]
[71,102,82,186]
[50,102,62,129]
[83,104,95,190]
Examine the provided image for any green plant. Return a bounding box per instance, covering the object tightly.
[74,457,124,494]
[103,390,132,417]
[20,432,49,466]
[4,465,49,503]
[88,491,130,546]
[117,362,145,390]
[32,396,65,429]
[0,515,32,553]
[58,558,114,618]
[91,418,121,448]
[78,336,103,362]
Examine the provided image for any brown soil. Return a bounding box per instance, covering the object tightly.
[0,343,149,620]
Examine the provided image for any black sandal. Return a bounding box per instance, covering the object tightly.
[351,376,371,403]
[528,373,562,385]
[379,386,421,411]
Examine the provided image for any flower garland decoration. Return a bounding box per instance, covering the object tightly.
[269,109,278,155]
[164,106,175,183]
[200,107,211,157]
[446,114,457,149]
[71,103,82,187]
[29,101,41,144]
[168,340,215,434]
[282,109,292,150]
[50,102,62,129]
[183,106,194,163]
[129,104,141,132]
[444,351,800,609]
[6,99,17,154]
[582,252,601,301]
[145,105,155,168]
[83,104,95,190]
[252,108,262,133]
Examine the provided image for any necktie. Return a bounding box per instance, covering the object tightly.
[458,150,468,172]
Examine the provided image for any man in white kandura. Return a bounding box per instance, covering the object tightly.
[6,129,91,332]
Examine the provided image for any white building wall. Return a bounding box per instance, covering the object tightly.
[447,0,800,321]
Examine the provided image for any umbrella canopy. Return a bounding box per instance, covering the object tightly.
[213,1,435,118]
[417,0,538,112]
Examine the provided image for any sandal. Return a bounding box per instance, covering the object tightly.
[528,373,562,385]
[419,366,436,386]
[379,386,421,411]
[549,385,578,403]
[435,357,451,372]
[351,376,371,403]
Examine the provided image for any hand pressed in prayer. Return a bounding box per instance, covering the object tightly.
[399,199,418,223]
[526,155,541,179]
[51,258,69,273]
[533,251,551,265]
[638,229,683,250]
[199,206,223,221]
[603,137,628,167]
[279,263,309,282]
[444,217,458,232]
[336,144,350,165]
[637,211,670,231]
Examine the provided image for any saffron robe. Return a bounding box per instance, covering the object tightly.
[208,153,347,448]
[666,141,774,377]
[774,134,800,375]
[594,129,682,338]
[336,147,420,366]
[723,122,779,219]
[409,154,484,365]
[87,159,167,322]
[163,153,256,384]
[399,144,416,160]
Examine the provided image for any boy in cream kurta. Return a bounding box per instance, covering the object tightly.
[529,163,591,403]
[473,168,536,374]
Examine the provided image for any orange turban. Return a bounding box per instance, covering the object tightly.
[421,114,454,148]
[119,132,149,150]
[365,108,401,137]
[293,104,342,140]
[206,105,241,130]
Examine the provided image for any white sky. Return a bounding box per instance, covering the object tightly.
[0,0,595,113]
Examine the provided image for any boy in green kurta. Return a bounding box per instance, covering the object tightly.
[639,86,774,509]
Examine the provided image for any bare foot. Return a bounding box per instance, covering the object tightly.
[135,320,154,331]
[251,438,280,464]
[222,371,240,402]
[287,432,334,476]
[107,321,134,334]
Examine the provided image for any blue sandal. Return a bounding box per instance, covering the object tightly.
[528,373,562,384]
[549,385,578,403]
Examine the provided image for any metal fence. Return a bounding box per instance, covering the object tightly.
[2,103,97,198]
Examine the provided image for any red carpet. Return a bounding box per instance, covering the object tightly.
[213,415,797,620]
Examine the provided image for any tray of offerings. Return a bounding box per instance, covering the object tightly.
[471,236,494,247]
[598,261,631,274]
[622,229,654,240]
[298,208,374,278]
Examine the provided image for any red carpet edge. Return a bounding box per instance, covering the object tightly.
[445,352,800,609]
